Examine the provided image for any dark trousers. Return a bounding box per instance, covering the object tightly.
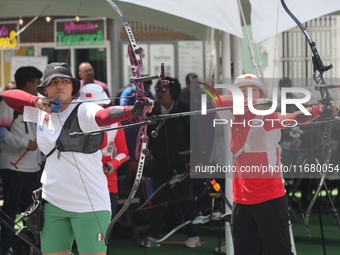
[0,169,42,253]
[110,192,118,217]
[147,171,199,238]
[231,195,293,255]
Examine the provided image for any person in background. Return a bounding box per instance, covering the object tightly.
[0,67,43,255]
[140,77,200,248]
[1,62,153,255]
[277,77,298,113]
[119,77,155,106]
[278,78,296,101]
[119,77,154,162]
[178,73,200,106]
[114,83,132,106]
[79,83,129,216]
[214,74,338,255]
[2,81,16,92]
[76,62,110,99]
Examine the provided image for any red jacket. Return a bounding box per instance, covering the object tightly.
[216,96,321,204]
[100,123,128,193]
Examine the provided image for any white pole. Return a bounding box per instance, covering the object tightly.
[232,35,243,78]
[221,31,233,255]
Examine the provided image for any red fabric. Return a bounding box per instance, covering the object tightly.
[101,123,128,193]
[229,106,321,158]
[2,90,39,113]
[214,96,322,204]
[2,90,135,127]
[95,106,134,126]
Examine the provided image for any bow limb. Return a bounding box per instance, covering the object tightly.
[148,220,192,244]
[134,171,189,211]
[134,180,170,212]
[148,212,221,244]
[280,0,337,237]
[280,0,333,86]
[303,173,326,236]
[105,139,147,244]
[304,123,336,236]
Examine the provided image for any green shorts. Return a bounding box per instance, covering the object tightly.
[41,202,111,253]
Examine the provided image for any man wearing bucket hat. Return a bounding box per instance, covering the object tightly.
[1,62,153,255]
[214,74,338,255]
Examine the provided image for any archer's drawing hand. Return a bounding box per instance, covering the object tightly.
[35,98,55,114]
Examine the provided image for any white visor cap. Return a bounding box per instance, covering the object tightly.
[79,83,111,105]
[231,74,267,98]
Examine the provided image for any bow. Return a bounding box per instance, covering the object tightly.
[280,0,337,237]
[142,179,231,244]
[0,206,42,254]
[134,170,189,212]
[104,0,168,244]
[143,211,222,245]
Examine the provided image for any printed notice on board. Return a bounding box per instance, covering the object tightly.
[178,41,204,88]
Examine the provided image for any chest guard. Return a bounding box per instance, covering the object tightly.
[47,103,103,158]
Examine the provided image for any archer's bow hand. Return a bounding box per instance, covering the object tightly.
[320,101,339,118]
[130,98,154,117]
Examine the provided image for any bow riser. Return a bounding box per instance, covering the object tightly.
[126,43,149,159]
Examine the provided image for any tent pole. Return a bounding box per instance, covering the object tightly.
[221,31,234,255]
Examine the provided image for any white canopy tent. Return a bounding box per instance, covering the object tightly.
[118,0,243,38]
[0,0,244,94]
[1,0,340,79]
[1,1,340,254]
[251,0,340,43]
[0,0,243,40]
